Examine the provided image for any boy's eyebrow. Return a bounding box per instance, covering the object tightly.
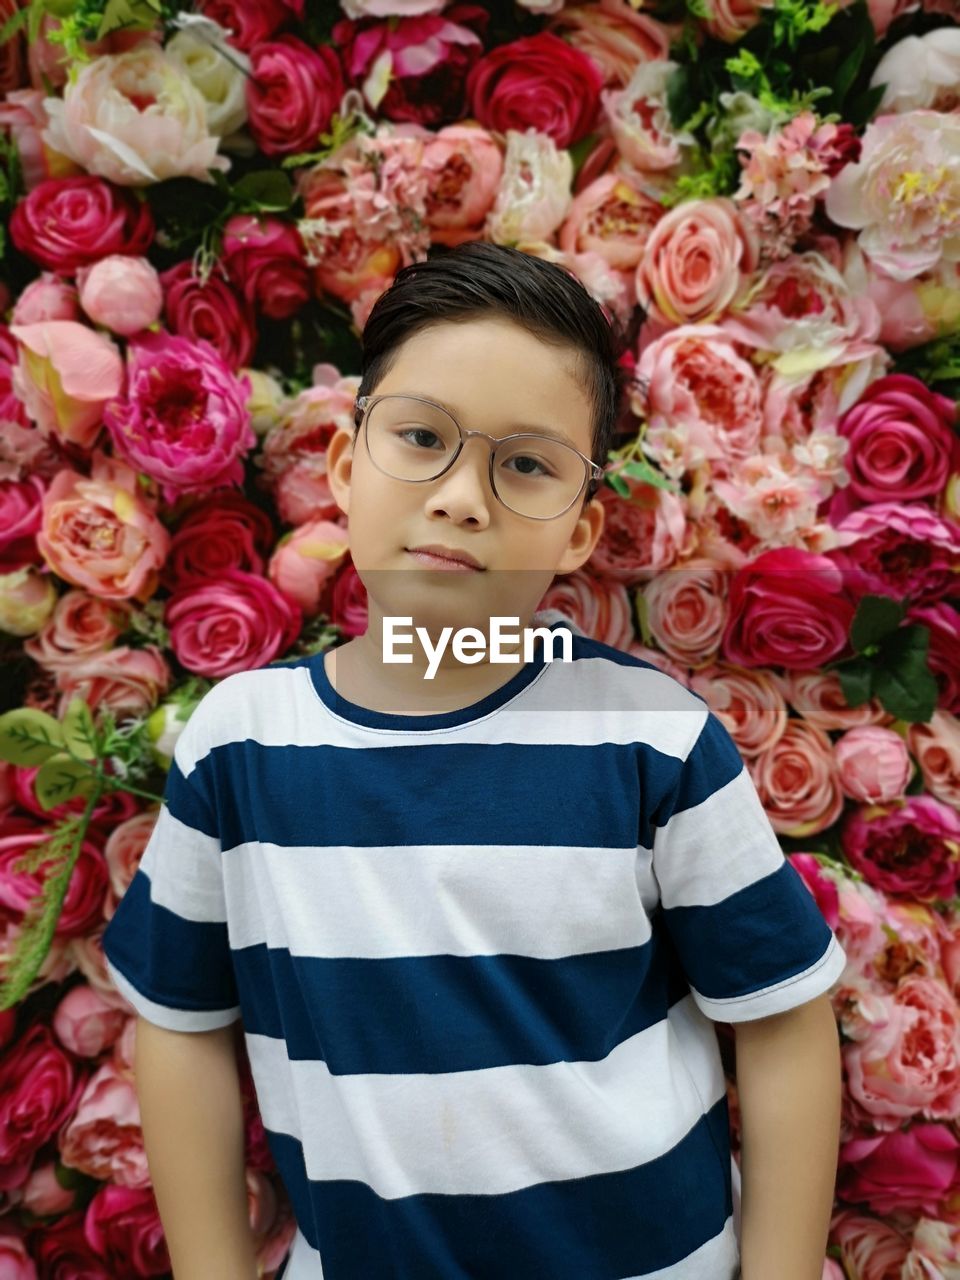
[397,391,581,448]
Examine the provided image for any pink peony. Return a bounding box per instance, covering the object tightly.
[830,501,960,607]
[560,172,663,272]
[601,59,696,173]
[749,718,844,837]
[76,254,163,336]
[588,478,687,585]
[834,725,913,804]
[165,568,303,676]
[103,332,255,505]
[842,239,960,354]
[59,1060,149,1187]
[422,124,504,249]
[54,645,171,720]
[841,795,960,901]
[829,1207,911,1276]
[9,320,125,450]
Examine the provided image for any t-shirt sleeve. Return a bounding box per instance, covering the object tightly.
[649,708,847,1023]
[102,686,241,1033]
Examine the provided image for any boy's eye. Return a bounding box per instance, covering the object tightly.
[396,427,446,450]
[501,454,555,479]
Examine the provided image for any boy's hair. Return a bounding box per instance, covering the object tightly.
[354,241,630,503]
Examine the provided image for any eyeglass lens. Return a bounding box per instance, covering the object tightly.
[364,396,589,519]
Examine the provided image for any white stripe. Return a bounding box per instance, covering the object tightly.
[654,768,785,908]
[175,658,706,771]
[244,994,725,1199]
[691,934,847,1022]
[223,842,658,957]
[140,806,227,923]
[104,958,240,1032]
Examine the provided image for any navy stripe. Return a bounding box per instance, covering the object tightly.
[235,917,692,1073]
[274,1253,290,1279]
[199,740,683,852]
[657,712,744,822]
[264,1094,732,1280]
[101,869,239,1012]
[164,755,218,838]
[663,860,834,1001]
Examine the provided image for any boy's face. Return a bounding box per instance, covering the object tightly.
[325,317,606,637]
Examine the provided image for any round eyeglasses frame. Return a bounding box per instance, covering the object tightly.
[354,394,605,521]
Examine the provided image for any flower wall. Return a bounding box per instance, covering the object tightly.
[0,0,959,1275]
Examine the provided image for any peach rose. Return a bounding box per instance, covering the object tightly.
[545,0,669,90]
[908,710,960,812]
[777,668,890,730]
[588,478,687,585]
[537,568,634,649]
[9,320,124,449]
[635,197,759,326]
[689,663,788,757]
[36,456,170,602]
[54,644,171,720]
[640,563,729,668]
[560,172,664,272]
[59,1060,149,1187]
[53,982,128,1058]
[749,718,844,836]
[835,725,913,804]
[422,124,503,248]
[268,517,350,616]
[103,809,157,912]
[22,589,131,674]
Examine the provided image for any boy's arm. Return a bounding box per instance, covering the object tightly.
[135,1016,259,1280]
[734,993,843,1280]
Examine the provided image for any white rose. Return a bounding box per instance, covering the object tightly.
[165,26,249,139]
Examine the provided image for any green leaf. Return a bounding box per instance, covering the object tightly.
[620,459,681,494]
[634,590,654,648]
[605,471,631,498]
[0,3,29,45]
[874,663,938,724]
[850,595,904,652]
[233,169,294,212]
[0,708,64,765]
[835,658,874,709]
[62,698,98,761]
[34,753,97,811]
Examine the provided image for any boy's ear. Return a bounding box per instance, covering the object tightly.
[554,494,605,576]
[325,426,356,516]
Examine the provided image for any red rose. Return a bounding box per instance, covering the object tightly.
[721,547,856,670]
[0,474,45,571]
[0,1023,87,1190]
[332,6,488,127]
[245,35,344,158]
[161,491,276,592]
[165,568,303,676]
[200,0,303,52]
[30,1209,113,1279]
[84,1184,171,1278]
[221,214,311,321]
[466,30,604,149]
[160,260,256,372]
[10,176,154,273]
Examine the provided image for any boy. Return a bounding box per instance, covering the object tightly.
[102,241,847,1280]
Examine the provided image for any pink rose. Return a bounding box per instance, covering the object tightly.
[721,548,856,670]
[268,518,350,616]
[161,491,275,592]
[748,719,844,837]
[245,35,344,158]
[536,568,634,649]
[640,563,730,668]
[332,6,487,126]
[11,273,81,324]
[22,589,131,675]
[255,379,357,526]
[843,976,960,1126]
[830,501,960,607]
[0,475,45,572]
[841,795,960,901]
[689,663,788,757]
[83,1183,171,1276]
[879,900,947,985]
[0,823,108,936]
[328,561,368,638]
[21,1161,77,1217]
[466,30,604,150]
[635,197,759,326]
[835,725,912,804]
[103,332,255,505]
[833,880,887,981]
[54,644,171,720]
[0,1023,87,1191]
[222,214,310,321]
[200,0,303,51]
[159,259,256,371]
[36,457,170,602]
[165,569,303,676]
[908,710,960,810]
[103,809,157,912]
[0,1228,38,1279]
[830,1207,911,1276]
[422,124,504,248]
[545,0,669,90]
[10,320,125,449]
[588,479,686,585]
[778,668,889,730]
[0,88,79,192]
[76,255,163,336]
[835,373,959,507]
[788,853,841,928]
[908,601,960,715]
[8,175,154,271]
[560,173,664,271]
[54,983,128,1058]
[59,1060,148,1187]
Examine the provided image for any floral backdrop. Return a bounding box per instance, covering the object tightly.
[0,0,959,1274]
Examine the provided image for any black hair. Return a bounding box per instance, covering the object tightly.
[353,241,631,504]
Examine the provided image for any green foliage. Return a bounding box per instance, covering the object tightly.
[826,595,939,724]
[893,330,960,404]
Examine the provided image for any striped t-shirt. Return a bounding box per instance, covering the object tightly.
[102,611,847,1280]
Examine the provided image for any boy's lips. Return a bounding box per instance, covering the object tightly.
[405,544,485,570]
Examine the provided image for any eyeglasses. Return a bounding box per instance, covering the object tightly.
[354,394,604,521]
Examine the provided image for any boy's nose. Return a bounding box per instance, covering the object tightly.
[424,437,494,523]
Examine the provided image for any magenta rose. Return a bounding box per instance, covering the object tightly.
[200,0,303,51]
[221,215,310,322]
[329,561,368,639]
[0,1022,87,1191]
[0,821,108,935]
[836,1123,960,1216]
[83,1184,170,1277]
[836,373,959,507]
[103,333,255,506]
[466,30,604,149]
[160,260,256,372]
[0,474,45,571]
[165,569,302,676]
[245,35,344,158]
[721,547,856,670]
[788,853,841,929]
[332,6,488,126]
[9,175,154,273]
[160,491,276,592]
[841,795,960,900]
[830,502,960,607]
[908,602,960,714]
